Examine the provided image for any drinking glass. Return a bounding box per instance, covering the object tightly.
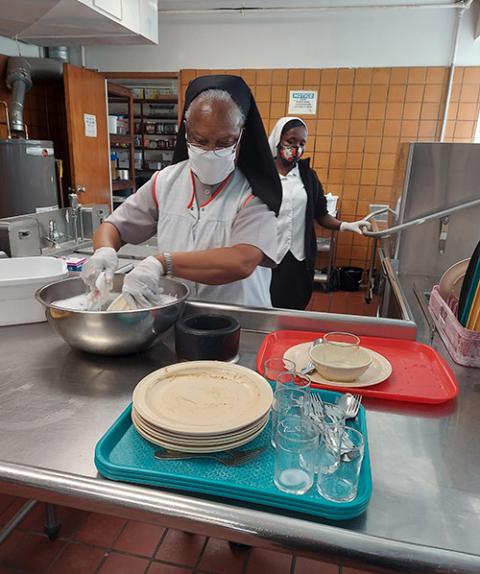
[263,357,296,389]
[317,426,365,503]
[271,385,311,447]
[274,415,318,495]
[275,370,311,392]
[323,332,361,365]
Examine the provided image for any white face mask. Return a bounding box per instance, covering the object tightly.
[187,135,241,185]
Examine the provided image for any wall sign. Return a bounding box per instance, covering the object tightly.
[84,113,97,138]
[288,90,318,115]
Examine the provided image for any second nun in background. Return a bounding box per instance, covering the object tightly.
[268,116,370,310]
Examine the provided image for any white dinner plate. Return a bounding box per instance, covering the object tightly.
[438,258,470,302]
[132,416,269,453]
[132,361,273,435]
[132,408,269,446]
[284,343,392,388]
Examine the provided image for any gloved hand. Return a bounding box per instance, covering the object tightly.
[340,220,372,235]
[81,247,118,289]
[122,256,165,309]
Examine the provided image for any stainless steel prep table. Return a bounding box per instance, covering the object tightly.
[0,303,479,574]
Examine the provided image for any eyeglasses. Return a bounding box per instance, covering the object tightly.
[185,129,243,157]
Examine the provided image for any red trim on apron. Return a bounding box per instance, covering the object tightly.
[152,171,160,210]
[241,193,255,208]
[187,171,233,209]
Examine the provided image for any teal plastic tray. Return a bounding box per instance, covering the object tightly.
[94,389,372,520]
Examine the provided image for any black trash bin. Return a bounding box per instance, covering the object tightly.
[339,266,363,291]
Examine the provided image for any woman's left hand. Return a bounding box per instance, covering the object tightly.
[340,220,372,235]
[122,256,165,308]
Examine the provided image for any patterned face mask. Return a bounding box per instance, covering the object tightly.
[278,143,304,164]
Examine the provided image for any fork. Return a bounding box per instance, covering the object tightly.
[342,393,363,420]
[154,446,266,466]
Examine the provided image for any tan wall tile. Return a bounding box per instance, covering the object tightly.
[317,119,334,135]
[364,137,382,153]
[288,69,304,85]
[363,154,380,169]
[351,102,368,119]
[352,85,371,103]
[408,67,427,83]
[348,136,366,153]
[271,85,287,102]
[405,84,425,102]
[372,68,391,84]
[426,67,448,84]
[370,84,389,102]
[272,69,288,84]
[386,102,404,119]
[366,119,383,136]
[336,85,354,102]
[332,119,350,136]
[256,69,273,85]
[418,120,438,138]
[355,68,373,84]
[390,67,409,84]
[334,103,352,119]
[388,84,407,102]
[255,85,271,102]
[346,153,363,169]
[318,102,335,119]
[338,68,355,84]
[457,102,479,121]
[463,67,480,83]
[319,84,337,102]
[315,136,332,152]
[403,102,422,120]
[460,83,480,103]
[322,69,338,84]
[331,136,348,152]
[423,84,445,103]
[454,121,475,139]
[368,102,386,120]
[350,119,367,136]
[241,69,256,84]
[304,69,321,84]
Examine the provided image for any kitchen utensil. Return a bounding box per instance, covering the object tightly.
[35,275,189,355]
[154,446,266,466]
[175,313,240,361]
[285,342,391,388]
[107,293,132,311]
[298,337,323,375]
[338,393,363,420]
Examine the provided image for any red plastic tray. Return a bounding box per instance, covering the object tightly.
[256,330,458,404]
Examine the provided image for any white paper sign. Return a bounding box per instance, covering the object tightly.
[288,90,318,115]
[84,113,97,138]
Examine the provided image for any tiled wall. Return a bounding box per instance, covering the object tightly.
[181,66,480,269]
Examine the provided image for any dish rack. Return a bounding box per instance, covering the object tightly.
[429,285,480,368]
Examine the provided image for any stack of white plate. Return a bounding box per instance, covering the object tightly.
[132,360,273,453]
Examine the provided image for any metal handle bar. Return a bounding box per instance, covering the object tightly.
[361,197,480,238]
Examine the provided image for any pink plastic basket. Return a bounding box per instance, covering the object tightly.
[429,285,480,368]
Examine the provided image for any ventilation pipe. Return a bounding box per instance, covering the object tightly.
[46,46,70,63]
[5,57,64,137]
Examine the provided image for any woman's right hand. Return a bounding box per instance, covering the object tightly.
[81,247,119,289]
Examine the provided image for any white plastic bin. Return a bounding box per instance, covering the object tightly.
[0,257,68,326]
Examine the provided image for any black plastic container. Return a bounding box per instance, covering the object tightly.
[175,313,241,361]
[339,266,364,291]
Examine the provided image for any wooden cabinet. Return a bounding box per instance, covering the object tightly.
[107,82,135,207]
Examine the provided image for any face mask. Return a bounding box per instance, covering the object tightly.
[278,143,304,164]
[187,142,237,185]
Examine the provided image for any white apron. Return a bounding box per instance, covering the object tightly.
[152,161,272,308]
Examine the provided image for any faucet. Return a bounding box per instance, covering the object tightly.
[44,219,59,247]
[68,193,83,244]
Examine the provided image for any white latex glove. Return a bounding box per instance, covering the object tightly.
[81,247,118,289]
[122,256,165,309]
[340,220,372,235]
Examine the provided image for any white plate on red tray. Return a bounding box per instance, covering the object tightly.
[438,258,470,302]
[132,361,273,435]
[284,342,392,388]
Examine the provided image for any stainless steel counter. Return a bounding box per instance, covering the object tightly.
[0,303,479,574]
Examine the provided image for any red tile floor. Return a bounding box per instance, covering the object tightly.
[0,288,378,574]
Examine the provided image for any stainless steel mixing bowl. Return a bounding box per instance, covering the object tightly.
[35,275,190,355]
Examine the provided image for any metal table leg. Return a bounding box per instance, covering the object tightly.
[0,499,37,544]
[44,503,61,541]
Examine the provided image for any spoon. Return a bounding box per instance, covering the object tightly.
[298,337,323,375]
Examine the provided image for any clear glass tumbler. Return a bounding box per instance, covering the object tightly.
[323,332,361,366]
[275,370,311,392]
[263,357,296,389]
[274,415,318,495]
[271,384,311,447]
[317,426,365,503]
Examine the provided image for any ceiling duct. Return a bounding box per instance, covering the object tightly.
[46,46,70,63]
[5,57,63,136]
